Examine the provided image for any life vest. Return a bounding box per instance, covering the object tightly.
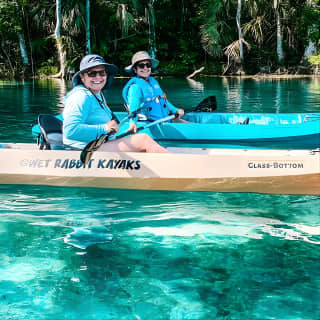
[122,76,169,121]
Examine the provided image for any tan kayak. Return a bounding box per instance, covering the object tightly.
[0,143,319,195]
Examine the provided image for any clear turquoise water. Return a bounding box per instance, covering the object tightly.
[0,78,320,320]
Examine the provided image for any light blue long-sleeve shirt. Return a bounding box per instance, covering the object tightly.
[62,85,112,149]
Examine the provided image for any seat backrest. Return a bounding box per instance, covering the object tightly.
[193,96,217,112]
[38,114,63,150]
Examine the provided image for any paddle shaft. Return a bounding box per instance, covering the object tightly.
[114,113,177,140]
[95,112,177,144]
[80,113,177,165]
[80,95,215,165]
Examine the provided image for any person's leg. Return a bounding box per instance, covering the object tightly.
[98,133,168,153]
[172,118,190,123]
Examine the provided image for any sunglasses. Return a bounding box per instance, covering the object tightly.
[137,62,152,69]
[86,70,107,77]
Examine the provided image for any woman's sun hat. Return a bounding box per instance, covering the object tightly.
[125,51,159,73]
[72,54,119,88]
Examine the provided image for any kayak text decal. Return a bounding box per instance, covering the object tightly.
[248,161,303,169]
[19,158,141,170]
[97,159,140,170]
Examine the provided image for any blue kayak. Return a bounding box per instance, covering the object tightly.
[32,112,320,149]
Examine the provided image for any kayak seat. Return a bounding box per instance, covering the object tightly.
[124,103,148,121]
[38,114,65,150]
[242,117,249,125]
[123,102,130,112]
[184,113,223,124]
[237,117,250,125]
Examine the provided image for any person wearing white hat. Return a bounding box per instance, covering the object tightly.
[62,54,168,153]
[122,51,187,126]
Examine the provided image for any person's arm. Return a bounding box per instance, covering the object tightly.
[165,99,184,117]
[127,84,144,125]
[165,99,179,115]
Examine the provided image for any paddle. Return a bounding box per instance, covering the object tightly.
[79,95,216,165]
[80,113,177,165]
[190,96,217,112]
[80,128,117,166]
[79,107,147,165]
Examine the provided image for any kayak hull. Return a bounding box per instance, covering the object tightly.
[1,173,319,195]
[31,112,320,149]
[140,112,320,148]
[1,143,319,195]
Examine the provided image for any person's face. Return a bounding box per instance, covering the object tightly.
[134,60,152,79]
[80,66,107,93]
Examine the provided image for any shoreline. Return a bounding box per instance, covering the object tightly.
[116,73,320,80]
[1,74,320,82]
[201,74,320,79]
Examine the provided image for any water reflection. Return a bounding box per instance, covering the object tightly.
[1,77,320,143]
[186,78,204,92]
[55,79,68,111]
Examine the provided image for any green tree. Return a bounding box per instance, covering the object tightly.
[0,0,31,78]
[1,0,319,78]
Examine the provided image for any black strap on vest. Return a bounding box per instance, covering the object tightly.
[89,89,120,124]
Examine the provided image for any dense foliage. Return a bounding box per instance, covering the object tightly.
[0,0,319,79]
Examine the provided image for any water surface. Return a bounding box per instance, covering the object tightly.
[0,77,319,320]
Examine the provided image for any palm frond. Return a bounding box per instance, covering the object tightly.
[243,16,268,44]
[200,24,222,57]
[224,38,251,58]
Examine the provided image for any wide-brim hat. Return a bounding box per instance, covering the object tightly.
[72,54,119,89]
[125,51,159,73]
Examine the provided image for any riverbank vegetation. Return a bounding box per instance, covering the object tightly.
[0,0,319,80]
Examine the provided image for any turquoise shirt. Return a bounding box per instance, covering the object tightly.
[63,85,113,149]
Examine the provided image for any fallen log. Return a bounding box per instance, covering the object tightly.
[187,66,205,79]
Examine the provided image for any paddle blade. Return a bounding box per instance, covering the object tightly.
[80,139,98,165]
[193,96,217,112]
[80,129,117,165]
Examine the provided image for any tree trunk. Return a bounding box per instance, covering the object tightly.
[52,0,66,78]
[301,0,318,66]
[86,0,91,54]
[1,39,15,77]
[236,0,243,62]
[303,24,317,63]
[274,0,284,63]
[303,40,317,60]
[18,33,29,65]
[23,5,35,77]
[147,0,156,58]
[18,33,29,79]
[180,0,184,33]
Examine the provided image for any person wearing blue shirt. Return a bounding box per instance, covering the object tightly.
[63,54,167,153]
[122,51,187,126]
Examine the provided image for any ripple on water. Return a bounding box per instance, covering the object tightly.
[0,257,65,282]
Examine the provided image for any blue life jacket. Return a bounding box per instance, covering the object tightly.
[122,76,169,121]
